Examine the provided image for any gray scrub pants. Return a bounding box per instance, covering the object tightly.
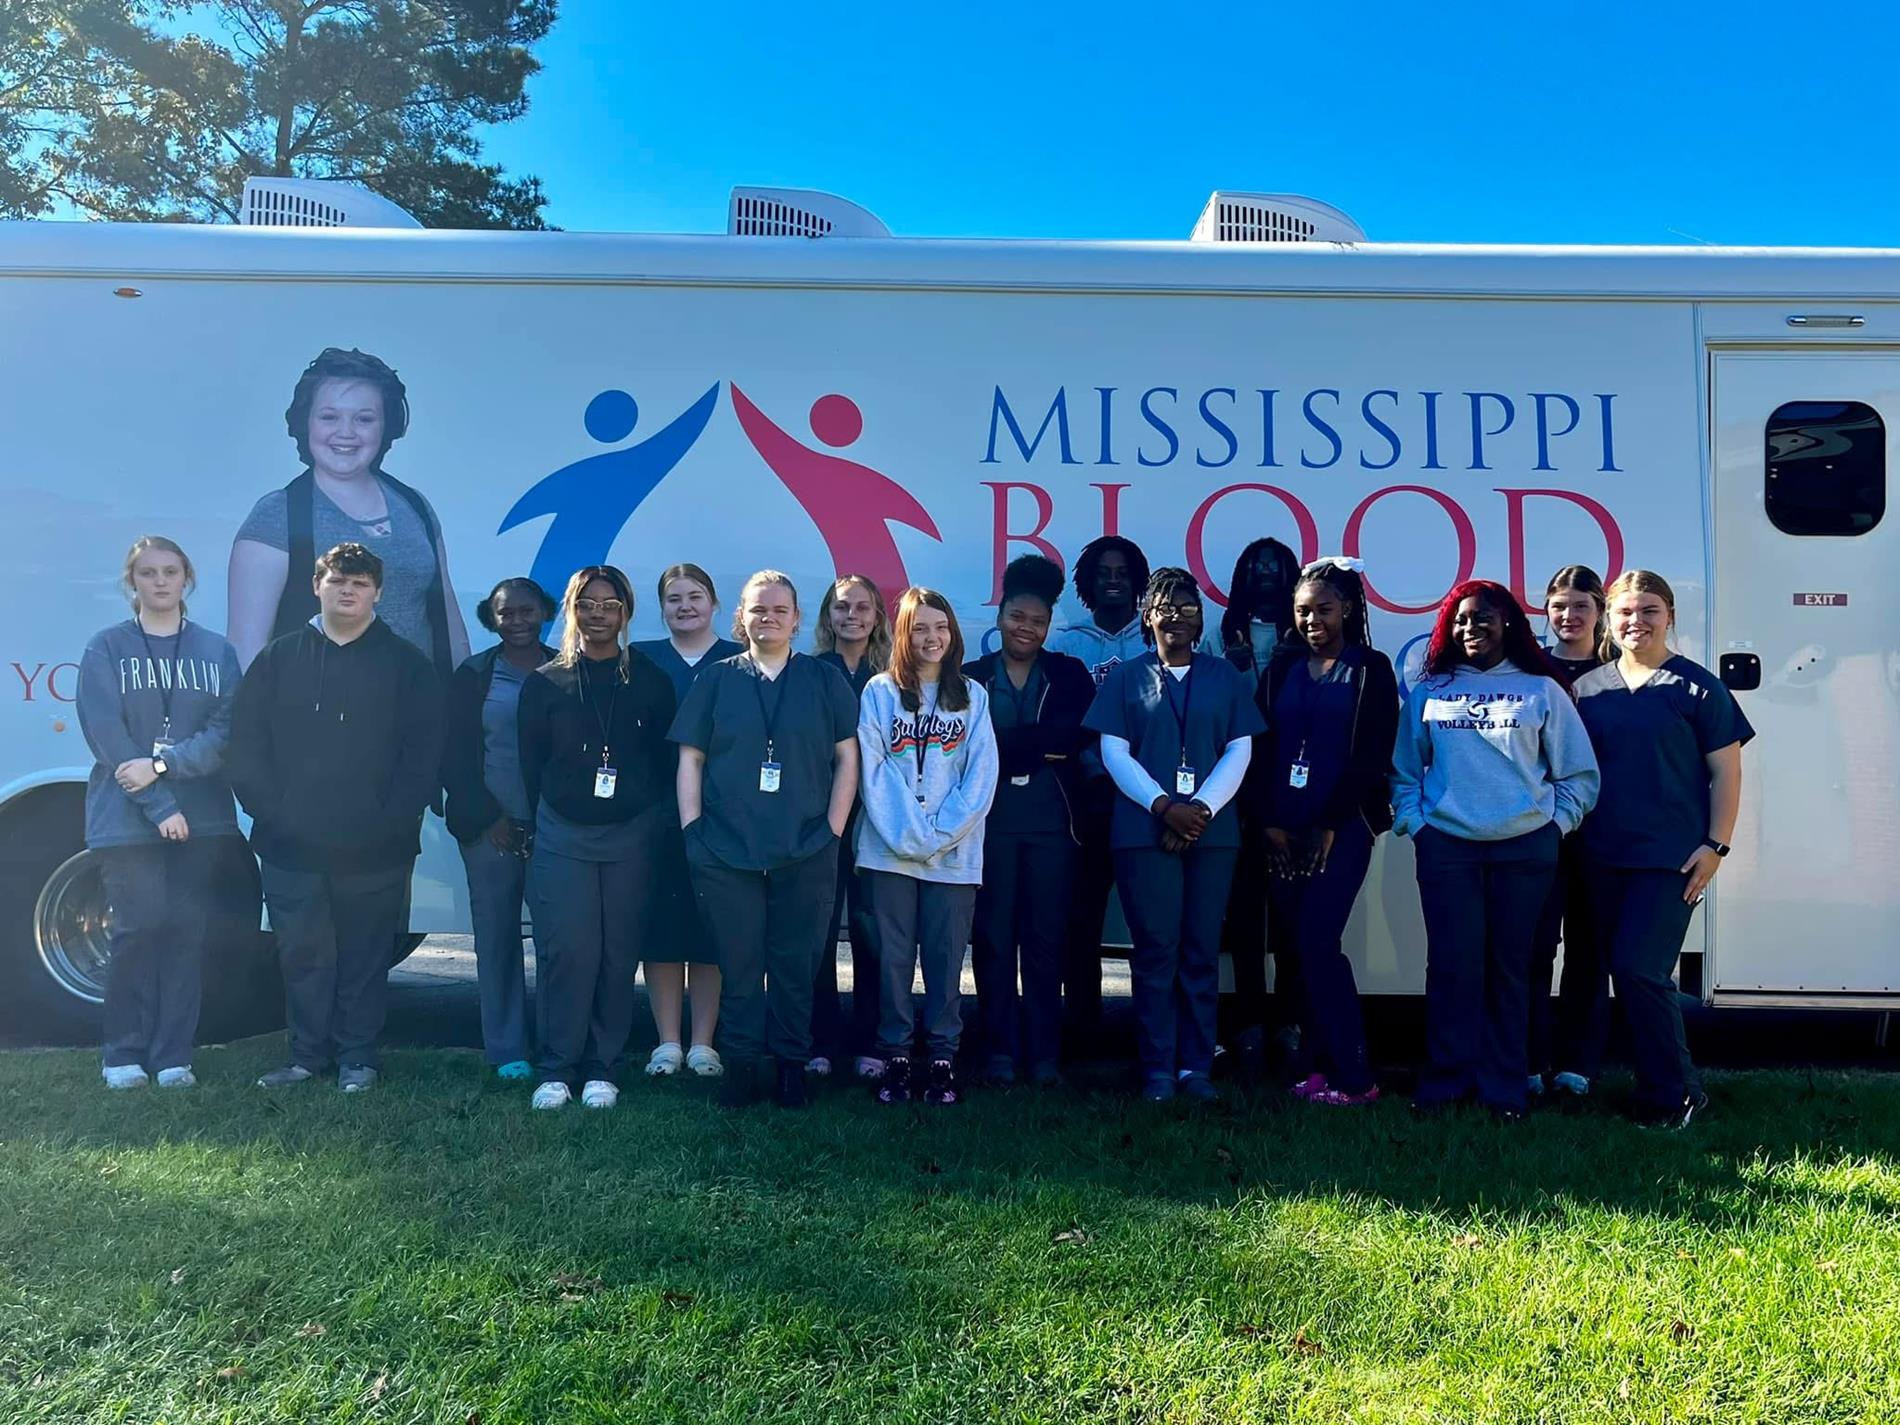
[692,841,839,1066]
[460,833,533,1066]
[866,869,978,1063]
[100,838,220,1072]
[527,820,661,1087]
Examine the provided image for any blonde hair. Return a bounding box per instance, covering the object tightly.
[731,570,801,647]
[1603,568,1676,658]
[812,574,892,671]
[555,565,633,672]
[121,536,196,615]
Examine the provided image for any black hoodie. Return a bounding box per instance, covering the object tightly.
[227,618,445,872]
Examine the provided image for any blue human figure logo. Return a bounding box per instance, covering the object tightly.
[499,382,722,597]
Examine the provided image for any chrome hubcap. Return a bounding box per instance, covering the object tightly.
[35,850,111,1004]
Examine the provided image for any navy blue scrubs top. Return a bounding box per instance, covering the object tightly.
[1573,655,1754,870]
[1083,651,1264,851]
[1264,655,1358,832]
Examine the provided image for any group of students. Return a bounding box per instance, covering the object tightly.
[80,527,1751,1129]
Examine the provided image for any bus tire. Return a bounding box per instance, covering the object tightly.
[0,784,283,1048]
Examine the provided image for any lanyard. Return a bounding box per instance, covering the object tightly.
[581,658,620,766]
[1160,658,1195,767]
[751,656,788,760]
[136,614,179,737]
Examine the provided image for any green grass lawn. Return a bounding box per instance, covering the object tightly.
[2,1044,1896,1424]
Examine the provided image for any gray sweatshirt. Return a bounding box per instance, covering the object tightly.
[855,673,999,884]
[1391,660,1600,842]
[78,618,241,848]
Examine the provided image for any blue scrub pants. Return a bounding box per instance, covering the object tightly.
[1587,861,1701,1114]
[1114,844,1239,1080]
[1267,818,1376,1094]
[973,830,1077,1074]
[1414,822,1559,1112]
[1528,832,1609,1081]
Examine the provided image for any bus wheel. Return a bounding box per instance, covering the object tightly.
[0,786,283,1047]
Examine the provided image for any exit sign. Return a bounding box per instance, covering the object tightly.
[1793,593,1849,606]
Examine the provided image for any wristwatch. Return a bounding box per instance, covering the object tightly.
[1702,837,1730,857]
[152,753,169,777]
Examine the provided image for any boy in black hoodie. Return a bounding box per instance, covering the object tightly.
[227,543,443,1092]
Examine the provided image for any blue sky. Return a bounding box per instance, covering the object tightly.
[477,1,1900,246]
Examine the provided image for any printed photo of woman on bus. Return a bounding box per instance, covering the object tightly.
[226,347,470,674]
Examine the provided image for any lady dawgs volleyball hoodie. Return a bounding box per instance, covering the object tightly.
[855,673,1000,884]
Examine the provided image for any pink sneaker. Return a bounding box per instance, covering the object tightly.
[1289,1073,1329,1100]
[1309,1084,1381,1107]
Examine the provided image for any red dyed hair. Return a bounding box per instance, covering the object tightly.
[1423,579,1571,685]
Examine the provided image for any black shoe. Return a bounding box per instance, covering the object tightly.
[718,1059,761,1109]
[774,1059,808,1108]
[1636,1089,1709,1131]
[1488,1105,1525,1125]
[923,1058,961,1106]
[877,1056,912,1104]
[1233,1026,1267,1082]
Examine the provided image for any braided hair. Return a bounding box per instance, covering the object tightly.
[1220,537,1301,652]
[1294,559,1373,648]
[1139,566,1204,647]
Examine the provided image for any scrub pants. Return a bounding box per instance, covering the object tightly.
[972,830,1077,1073]
[264,860,412,1072]
[1413,822,1558,1112]
[1527,833,1609,1081]
[1114,844,1240,1080]
[811,805,880,1061]
[528,818,661,1087]
[1266,819,1376,1094]
[1588,861,1702,1114]
[867,869,978,1063]
[694,842,838,1068]
[99,838,220,1072]
[1226,822,1305,1044]
[460,831,533,1066]
[1062,778,1118,1045]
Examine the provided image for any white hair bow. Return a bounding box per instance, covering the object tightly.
[1303,556,1366,576]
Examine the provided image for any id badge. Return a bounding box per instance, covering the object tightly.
[1289,761,1310,790]
[1010,774,1031,787]
[151,737,175,759]
[1176,765,1197,797]
[759,761,782,793]
[593,766,618,799]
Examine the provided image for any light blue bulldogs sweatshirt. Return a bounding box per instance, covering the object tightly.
[855,672,999,884]
[1391,660,1600,842]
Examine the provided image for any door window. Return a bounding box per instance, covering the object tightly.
[1764,400,1885,536]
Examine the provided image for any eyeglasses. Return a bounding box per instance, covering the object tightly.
[575,599,625,615]
[1153,604,1201,623]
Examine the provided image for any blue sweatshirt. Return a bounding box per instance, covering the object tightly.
[1391,660,1600,842]
[77,618,241,848]
[855,672,999,884]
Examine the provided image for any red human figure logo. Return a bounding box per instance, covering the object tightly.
[728,384,942,607]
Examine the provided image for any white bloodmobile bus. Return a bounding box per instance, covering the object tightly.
[3,187,1897,1040]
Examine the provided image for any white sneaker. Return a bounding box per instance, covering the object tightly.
[806,1056,832,1076]
[531,1081,572,1110]
[155,1067,196,1089]
[686,1045,724,1078]
[645,1042,684,1076]
[855,1055,886,1080]
[580,1079,619,1109]
[102,1065,149,1090]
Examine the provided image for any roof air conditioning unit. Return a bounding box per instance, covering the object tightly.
[240,177,424,229]
[1189,192,1364,244]
[728,186,891,238]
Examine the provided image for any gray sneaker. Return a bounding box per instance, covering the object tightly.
[338,1065,379,1094]
[256,1064,315,1089]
